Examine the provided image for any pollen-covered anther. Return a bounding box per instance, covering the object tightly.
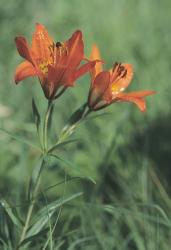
[117,65,127,78]
[48,43,55,56]
[39,60,51,74]
[120,87,125,91]
[111,64,127,84]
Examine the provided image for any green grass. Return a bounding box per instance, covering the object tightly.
[0,0,171,249]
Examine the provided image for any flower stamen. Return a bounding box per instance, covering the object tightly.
[111,63,127,84]
[39,60,51,74]
[56,42,68,57]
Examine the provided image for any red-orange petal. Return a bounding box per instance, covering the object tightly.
[88,71,110,108]
[15,37,34,64]
[90,44,103,79]
[15,61,37,84]
[119,90,156,97]
[31,23,54,62]
[111,64,134,95]
[74,60,97,81]
[48,61,95,90]
[115,91,155,112]
[47,65,66,98]
[65,30,84,68]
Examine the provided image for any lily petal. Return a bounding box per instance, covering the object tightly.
[50,61,96,89]
[74,60,97,81]
[66,30,84,68]
[115,91,155,112]
[89,71,110,108]
[31,23,54,62]
[48,65,67,84]
[90,44,103,79]
[15,37,34,64]
[47,65,68,98]
[119,90,156,97]
[15,61,37,84]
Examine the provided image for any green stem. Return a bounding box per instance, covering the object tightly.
[37,124,43,151]
[43,100,53,153]
[82,107,91,118]
[47,107,91,154]
[17,158,44,249]
[17,101,53,248]
[18,177,40,247]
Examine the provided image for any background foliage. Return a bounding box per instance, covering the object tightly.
[0,0,170,249]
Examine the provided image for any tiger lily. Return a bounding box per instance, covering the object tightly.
[88,44,155,112]
[15,23,96,99]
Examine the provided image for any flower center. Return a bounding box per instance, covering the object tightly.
[111,63,127,93]
[39,60,52,74]
[48,42,68,65]
[111,63,127,82]
[38,42,68,74]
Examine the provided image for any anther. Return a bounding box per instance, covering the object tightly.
[56,42,62,47]
[122,69,127,78]
[112,62,119,72]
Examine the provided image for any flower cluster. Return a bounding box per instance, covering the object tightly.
[15,23,155,112]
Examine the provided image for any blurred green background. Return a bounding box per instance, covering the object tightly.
[0,0,171,249]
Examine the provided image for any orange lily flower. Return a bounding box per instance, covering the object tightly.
[88,45,155,112]
[15,23,96,99]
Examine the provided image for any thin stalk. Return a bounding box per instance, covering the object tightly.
[18,177,40,247]
[37,124,43,151]
[82,107,91,118]
[54,87,66,99]
[43,100,53,153]
[42,169,67,250]
[17,100,53,248]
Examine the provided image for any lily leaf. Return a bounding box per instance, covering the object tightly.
[49,154,96,184]
[32,98,41,132]
[18,228,48,248]
[43,176,96,195]
[61,103,87,135]
[48,139,78,153]
[0,200,23,229]
[26,192,83,238]
[0,128,41,152]
[27,158,45,200]
[0,199,23,249]
[49,153,77,169]
[0,202,9,247]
